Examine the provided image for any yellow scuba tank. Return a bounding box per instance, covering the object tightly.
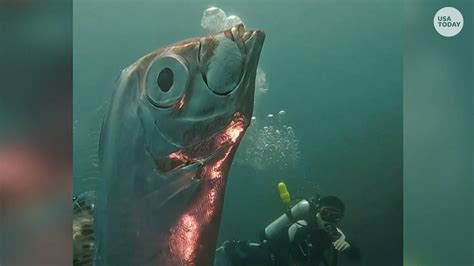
[264,182,311,241]
[278,182,291,207]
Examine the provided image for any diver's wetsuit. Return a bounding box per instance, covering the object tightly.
[287,220,338,266]
[221,222,338,266]
[222,214,338,265]
[219,199,360,266]
[264,217,338,266]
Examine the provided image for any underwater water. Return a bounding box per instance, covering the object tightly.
[73,1,402,265]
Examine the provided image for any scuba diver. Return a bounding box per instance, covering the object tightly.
[215,183,361,266]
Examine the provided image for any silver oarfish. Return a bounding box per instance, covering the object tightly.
[94,24,265,266]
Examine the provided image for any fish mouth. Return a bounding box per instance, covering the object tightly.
[198,24,264,96]
[226,24,265,59]
[155,116,246,175]
[230,25,265,94]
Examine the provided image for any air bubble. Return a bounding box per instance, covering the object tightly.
[226,15,244,28]
[255,68,269,94]
[201,7,228,33]
[237,114,302,172]
[267,114,274,118]
[201,7,245,33]
[277,110,286,124]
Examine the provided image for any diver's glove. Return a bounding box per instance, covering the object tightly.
[332,228,361,261]
[333,238,350,251]
[332,228,350,252]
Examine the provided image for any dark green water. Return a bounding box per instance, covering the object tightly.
[73,1,403,265]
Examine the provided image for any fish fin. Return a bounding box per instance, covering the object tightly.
[140,162,202,208]
[74,101,108,194]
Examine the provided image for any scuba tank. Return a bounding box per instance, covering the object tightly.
[263,182,313,241]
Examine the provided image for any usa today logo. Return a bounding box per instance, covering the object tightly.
[434,7,464,37]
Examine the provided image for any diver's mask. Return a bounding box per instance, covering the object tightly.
[316,212,342,240]
[319,207,343,223]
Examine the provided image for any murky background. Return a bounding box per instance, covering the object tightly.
[403,0,473,265]
[74,1,403,265]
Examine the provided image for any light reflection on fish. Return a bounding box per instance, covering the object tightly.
[94,24,265,265]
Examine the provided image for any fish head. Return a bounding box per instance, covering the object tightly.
[135,24,265,170]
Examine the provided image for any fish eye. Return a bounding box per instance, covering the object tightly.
[157,67,174,92]
[146,55,189,108]
[200,37,243,95]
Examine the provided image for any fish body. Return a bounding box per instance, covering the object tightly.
[94,25,265,266]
